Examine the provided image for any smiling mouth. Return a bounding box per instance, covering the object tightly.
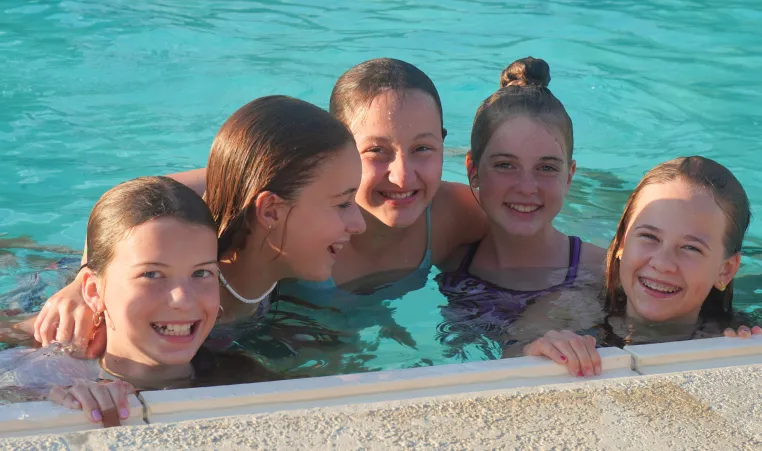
[639,277,682,294]
[380,190,418,200]
[150,321,200,337]
[506,203,541,213]
[328,243,344,256]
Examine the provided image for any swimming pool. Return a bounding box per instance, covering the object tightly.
[2,0,761,373]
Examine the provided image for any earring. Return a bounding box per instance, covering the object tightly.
[92,311,104,328]
[615,249,623,259]
[215,305,225,324]
[718,281,727,292]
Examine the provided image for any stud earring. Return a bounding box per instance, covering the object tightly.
[718,281,727,292]
[615,249,623,259]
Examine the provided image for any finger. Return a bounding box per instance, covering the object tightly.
[48,386,81,409]
[67,386,101,423]
[34,304,49,343]
[567,336,595,377]
[737,325,752,338]
[723,328,738,338]
[106,382,131,420]
[37,307,63,346]
[90,385,120,428]
[55,309,75,344]
[86,324,108,359]
[549,339,580,376]
[583,335,602,375]
[70,308,94,358]
[752,326,762,335]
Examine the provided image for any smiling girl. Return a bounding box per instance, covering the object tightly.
[524,156,761,377]
[435,57,606,357]
[2,176,274,426]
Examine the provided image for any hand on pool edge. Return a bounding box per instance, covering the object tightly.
[723,325,762,338]
[48,379,134,427]
[523,330,602,378]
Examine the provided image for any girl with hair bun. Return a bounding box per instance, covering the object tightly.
[436,57,606,361]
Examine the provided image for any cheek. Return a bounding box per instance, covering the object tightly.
[360,159,385,190]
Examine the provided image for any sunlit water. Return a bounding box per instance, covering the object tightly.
[2,0,762,377]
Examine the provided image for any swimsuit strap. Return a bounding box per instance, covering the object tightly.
[563,236,582,284]
[457,240,481,273]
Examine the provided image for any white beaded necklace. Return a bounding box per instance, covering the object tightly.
[218,270,276,305]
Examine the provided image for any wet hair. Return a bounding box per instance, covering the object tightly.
[604,156,751,318]
[469,57,573,180]
[86,176,216,274]
[204,95,354,258]
[329,58,446,137]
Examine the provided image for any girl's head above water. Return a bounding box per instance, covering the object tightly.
[84,176,220,367]
[329,58,446,229]
[205,95,365,281]
[467,57,575,237]
[605,156,751,322]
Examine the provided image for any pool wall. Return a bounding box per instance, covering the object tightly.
[1,336,760,445]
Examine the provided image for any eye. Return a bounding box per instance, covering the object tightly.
[364,146,384,154]
[141,271,161,279]
[637,233,659,241]
[539,164,559,172]
[192,269,215,278]
[414,145,434,153]
[682,245,703,254]
[494,162,514,170]
[337,201,353,209]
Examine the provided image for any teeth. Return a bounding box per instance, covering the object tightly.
[382,191,415,199]
[152,323,193,336]
[640,278,680,293]
[329,243,343,254]
[508,204,540,213]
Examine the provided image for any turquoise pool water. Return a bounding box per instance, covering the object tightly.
[2,1,762,371]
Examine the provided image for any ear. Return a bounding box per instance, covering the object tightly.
[252,191,289,230]
[566,159,576,189]
[81,268,105,313]
[442,128,448,140]
[465,151,479,189]
[716,252,741,290]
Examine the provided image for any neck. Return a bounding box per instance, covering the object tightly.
[219,230,284,300]
[349,209,417,254]
[100,351,193,389]
[482,223,567,269]
[625,304,701,326]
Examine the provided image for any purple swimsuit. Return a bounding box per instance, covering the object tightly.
[435,236,582,355]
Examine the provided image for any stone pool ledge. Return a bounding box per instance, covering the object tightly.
[0,336,760,448]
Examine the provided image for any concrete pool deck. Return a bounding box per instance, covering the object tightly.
[1,336,761,450]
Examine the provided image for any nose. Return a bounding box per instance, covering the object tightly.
[387,151,415,187]
[648,246,678,274]
[346,203,367,235]
[169,281,194,309]
[515,169,539,195]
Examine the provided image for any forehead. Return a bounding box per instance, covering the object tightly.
[628,180,726,239]
[484,116,565,160]
[300,143,361,198]
[350,89,441,138]
[111,217,217,264]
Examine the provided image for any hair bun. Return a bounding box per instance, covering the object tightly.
[499,57,551,88]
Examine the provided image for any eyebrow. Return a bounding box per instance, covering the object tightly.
[489,153,564,163]
[133,260,218,267]
[365,132,440,142]
[634,224,711,249]
[333,187,358,197]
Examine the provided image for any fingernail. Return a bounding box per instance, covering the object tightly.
[119,408,129,419]
[73,400,81,408]
[577,371,583,377]
[92,410,102,422]
[559,355,567,361]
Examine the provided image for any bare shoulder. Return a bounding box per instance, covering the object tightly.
[580,241,607,267]
[429,182,488,264]
[167,168,207,196]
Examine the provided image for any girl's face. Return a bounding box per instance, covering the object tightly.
[474,116,574,237]
[89,218,220,366]
[350,89,444,229]
[618,179,740,322]
[271,143,366,281]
